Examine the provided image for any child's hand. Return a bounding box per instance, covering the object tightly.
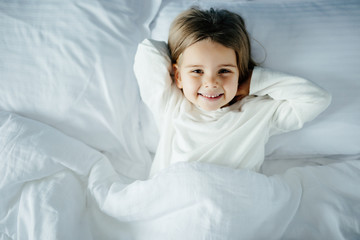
[234,71,252,102]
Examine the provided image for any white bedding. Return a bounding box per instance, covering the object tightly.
[1,111,359,239]
[1,0,360,239]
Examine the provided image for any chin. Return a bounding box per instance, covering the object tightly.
[199,105,221,112]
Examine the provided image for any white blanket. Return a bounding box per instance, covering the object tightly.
[1,111,359,239]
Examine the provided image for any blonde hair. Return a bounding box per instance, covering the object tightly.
[168,7,256,83]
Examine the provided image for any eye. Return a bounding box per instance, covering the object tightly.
[192,69,203,74]
[218,68,231,74]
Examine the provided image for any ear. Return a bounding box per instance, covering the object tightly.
[173,64,183,89]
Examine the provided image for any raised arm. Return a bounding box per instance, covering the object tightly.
[249,67,332,135]
[134,39,180,122]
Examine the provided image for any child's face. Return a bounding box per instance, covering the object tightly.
[173,40,239,111]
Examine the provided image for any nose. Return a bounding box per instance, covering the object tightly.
[203,74,219,88]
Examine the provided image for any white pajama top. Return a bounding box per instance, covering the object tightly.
[134,39,331,178]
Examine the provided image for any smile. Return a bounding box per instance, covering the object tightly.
[198,93,224,99]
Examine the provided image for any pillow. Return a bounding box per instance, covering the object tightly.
[0,0,161,180]
[149,0,360,158]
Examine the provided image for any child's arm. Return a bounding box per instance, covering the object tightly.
[249,67,331,135]
[134,39,181,123]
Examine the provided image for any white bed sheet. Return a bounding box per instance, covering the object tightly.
[0,111,359,239]
[0,0,162,181]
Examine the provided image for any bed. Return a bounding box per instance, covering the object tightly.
[0,0,359,239]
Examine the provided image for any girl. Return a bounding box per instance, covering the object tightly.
[134,7,331,178]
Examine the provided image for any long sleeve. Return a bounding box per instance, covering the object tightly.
[249,67,332,135]
[133,39,181,125]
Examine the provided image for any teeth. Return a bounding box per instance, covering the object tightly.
[201,93,222,98]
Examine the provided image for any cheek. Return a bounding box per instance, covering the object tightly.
[182,75,198,88]
[224,78,238,95]
[183,79,197,94]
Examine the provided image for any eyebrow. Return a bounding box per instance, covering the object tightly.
[184,64,237,68]
[219,64,237,68]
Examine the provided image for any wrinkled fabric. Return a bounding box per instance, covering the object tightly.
[1,111,359,239]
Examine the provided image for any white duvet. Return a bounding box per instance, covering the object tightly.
[1,111,359,240]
